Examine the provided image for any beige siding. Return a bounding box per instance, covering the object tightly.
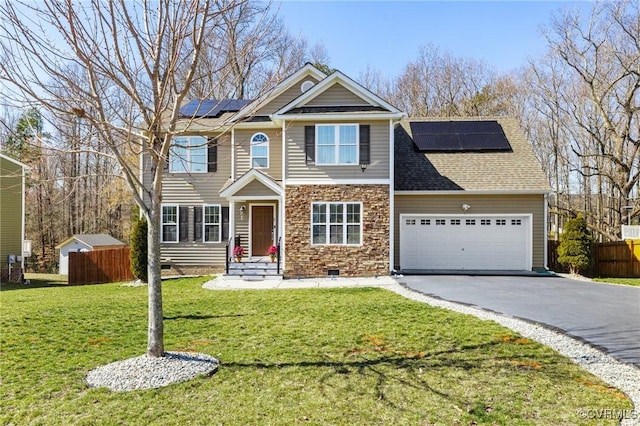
[285,120,390,180]
[305,83,368,106]
[393,194,546,270]
[0,157,23,264]
[142,134,232,268]
[233,203,249,249]
[255,77,320,116]
[234,128,283,180]
[234,179,279,197]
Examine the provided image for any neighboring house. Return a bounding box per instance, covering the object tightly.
[0,153,29,283]
[56,234,126,275]
[145,63,550,277]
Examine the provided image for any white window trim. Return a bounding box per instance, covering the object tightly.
[161,204,179,243]
[169,136,208,174]
[310,201,363,246]
[250,132,269,169]
[203,204,222,243]
[315,123,359,166]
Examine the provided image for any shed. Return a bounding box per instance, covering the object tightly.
[56,234,126,275]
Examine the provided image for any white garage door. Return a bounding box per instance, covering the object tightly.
[400,215,531,271]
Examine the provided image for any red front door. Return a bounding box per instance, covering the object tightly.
[251,205,273,256]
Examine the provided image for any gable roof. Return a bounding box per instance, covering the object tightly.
[395,117,551,193]
[231,63,327,122]
[56,234,126,250]
[0,152,29,170]
[219,168,283,199]
[272,70,403,120]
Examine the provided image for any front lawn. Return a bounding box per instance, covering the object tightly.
[0,277,631,425]
[592,277,640,287]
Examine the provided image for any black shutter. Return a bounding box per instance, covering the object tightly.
[161,137,169,172]
[207,138,217,172]
[305,126,315,165]
[194,206,203,242]
[221,206,229,241]
[179,206,189,242]
[359,124,370,165]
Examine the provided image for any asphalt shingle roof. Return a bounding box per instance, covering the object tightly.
[72,234,125,248]
[395,117,551,192]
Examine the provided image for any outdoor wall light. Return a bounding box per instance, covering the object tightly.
[462,203,471,211]
[360,163,367,172]
[239,205,246,220]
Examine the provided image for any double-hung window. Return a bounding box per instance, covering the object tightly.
[316,124,358,165]
[250,133,269,168]
[162,205,178,242]
[203,205,221,243]
[312,202,362,245]
[170,136,207,173]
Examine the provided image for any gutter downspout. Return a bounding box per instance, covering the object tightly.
[544,193,549,270]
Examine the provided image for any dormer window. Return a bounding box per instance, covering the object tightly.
[250,133,269,168]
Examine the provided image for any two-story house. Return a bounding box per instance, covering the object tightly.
[145,63,550,278]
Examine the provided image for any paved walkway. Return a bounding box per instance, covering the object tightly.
[202,275,398,290]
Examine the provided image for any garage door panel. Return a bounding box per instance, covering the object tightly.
[400,215,530,271]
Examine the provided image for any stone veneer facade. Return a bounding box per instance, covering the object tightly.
[284,184,390,278]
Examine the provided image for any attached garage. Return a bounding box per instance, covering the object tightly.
[393,117,552,273]
[400,214,532,271]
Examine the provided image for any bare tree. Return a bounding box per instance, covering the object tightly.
[183,0,307,100]
[543,0,640,240]
[0,0,249,357]
[389,44,502,117]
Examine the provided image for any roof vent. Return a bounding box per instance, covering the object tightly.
[301,80,314,93]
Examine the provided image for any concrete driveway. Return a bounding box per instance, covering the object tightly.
[400,274,640,367]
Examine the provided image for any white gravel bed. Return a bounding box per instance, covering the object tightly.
[390,282,640,426]
[85,351,219,392]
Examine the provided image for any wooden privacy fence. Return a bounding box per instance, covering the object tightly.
[548,240,640,278]
[69,247,134,285]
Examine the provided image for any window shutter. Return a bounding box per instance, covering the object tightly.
[221,206,229,241]
[305,126,315,165]
[179,206,189,242]
[207,138,217,172]
[359,124,370,165]
[161,137,169,172]
[194,206,203,242]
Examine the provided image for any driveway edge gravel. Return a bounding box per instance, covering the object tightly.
[203,275,639,422]
[389,282,640,425]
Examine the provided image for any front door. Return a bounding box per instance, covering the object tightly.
[251,205,274,256]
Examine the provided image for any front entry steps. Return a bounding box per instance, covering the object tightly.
[226,258,281,281]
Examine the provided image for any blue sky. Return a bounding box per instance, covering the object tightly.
[278,1,590,78]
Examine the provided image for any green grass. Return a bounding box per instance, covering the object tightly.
[592,277,640,287]
[1,273,68,290]
[0,277,631,425]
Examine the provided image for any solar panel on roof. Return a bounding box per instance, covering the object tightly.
[409,120,512,152]
[179,99,251,118]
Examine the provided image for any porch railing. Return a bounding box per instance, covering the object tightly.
[276,236,282,275]
[225,238,232,274]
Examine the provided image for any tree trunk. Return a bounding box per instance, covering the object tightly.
[146,197,164,357]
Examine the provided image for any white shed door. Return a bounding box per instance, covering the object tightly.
[400,215,531,271]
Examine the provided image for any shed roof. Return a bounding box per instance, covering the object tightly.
[56,234,126,250]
